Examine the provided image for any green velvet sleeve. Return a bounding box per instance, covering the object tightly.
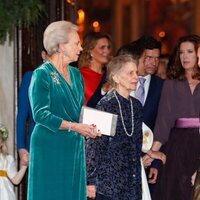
[29,68,63,133]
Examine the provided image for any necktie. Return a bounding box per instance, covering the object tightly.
[137,77,146,106]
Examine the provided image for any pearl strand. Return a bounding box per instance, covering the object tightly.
[114,91,134,137]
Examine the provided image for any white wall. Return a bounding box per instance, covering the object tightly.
[0,40,15,155]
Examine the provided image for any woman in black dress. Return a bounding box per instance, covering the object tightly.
[86,55,143,200]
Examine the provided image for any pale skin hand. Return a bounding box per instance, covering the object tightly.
[151,141,162,151]
[143,151,165,183]
[101,82,112,93]
[87,185,96,199]
[142,151,166,167]
[143,141,163,167]
[60,121,101,138]
[147,150,166,165]
[19,148,29,166]
[146,150,167,183]
[142,154,154,168]
[11,165,28,185]
[148,168,158,184]
[11,152,29,185]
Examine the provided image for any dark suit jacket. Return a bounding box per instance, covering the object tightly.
[143,75,164,171]
[87,72,107,108]
[143,75,164,132]
[17,71,35,151]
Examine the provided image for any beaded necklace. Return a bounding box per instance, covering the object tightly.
[114,91,134,137]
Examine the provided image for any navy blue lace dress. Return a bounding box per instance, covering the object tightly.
[86,91,143,200]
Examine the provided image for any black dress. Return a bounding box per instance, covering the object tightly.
[86,91,143,200]
[87,72,107,108]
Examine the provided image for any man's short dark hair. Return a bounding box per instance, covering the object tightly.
[138,35,161,50]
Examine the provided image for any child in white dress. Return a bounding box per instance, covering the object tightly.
[0,123,29,200]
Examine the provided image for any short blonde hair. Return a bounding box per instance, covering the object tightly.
[43,20,78,55]
[107,55,138,87]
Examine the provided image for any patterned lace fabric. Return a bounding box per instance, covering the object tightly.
[86,91,143,200]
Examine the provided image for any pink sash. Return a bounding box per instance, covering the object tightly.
[175,118,200,128]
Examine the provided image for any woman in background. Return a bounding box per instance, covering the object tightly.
[192,43,200,200]
[145,34,200,200]
[78,32,112,107]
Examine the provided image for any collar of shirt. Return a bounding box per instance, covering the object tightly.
[130,74,151,104]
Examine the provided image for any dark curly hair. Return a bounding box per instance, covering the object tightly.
[167,34,200,80]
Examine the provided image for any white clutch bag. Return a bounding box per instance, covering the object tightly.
[79,106,118,136]
[142,123,153,153]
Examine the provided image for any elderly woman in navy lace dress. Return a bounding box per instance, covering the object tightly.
[86,55,143,200]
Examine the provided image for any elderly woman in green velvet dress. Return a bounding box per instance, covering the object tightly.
[27,20,100,200]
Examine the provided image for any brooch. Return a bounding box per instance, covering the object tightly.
[51,72,60,84]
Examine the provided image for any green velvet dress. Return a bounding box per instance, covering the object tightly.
[27,62,86,200]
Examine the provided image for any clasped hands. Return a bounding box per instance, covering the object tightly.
[142,150,166,168]
[142,150,166,184]
[74,123,102,139]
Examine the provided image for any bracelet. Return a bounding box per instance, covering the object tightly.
[68,122,72,132]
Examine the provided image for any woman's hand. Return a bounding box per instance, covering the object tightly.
[147,150,166,164]
[72,123,101,138]
[87,185,96,199]
[60,121,101,138]
[148,168,158,184]
[19,149,29,166]
[22,152,29,166]
[142,154,154,168]
[101,82,112,93]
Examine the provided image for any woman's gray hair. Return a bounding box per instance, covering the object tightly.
[107,55,138,87]
[43,20,78,55]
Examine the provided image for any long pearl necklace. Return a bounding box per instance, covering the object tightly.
[114,91,134,137]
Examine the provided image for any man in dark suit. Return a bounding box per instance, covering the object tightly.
[129,36,164,197]
[136,36,164,131]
